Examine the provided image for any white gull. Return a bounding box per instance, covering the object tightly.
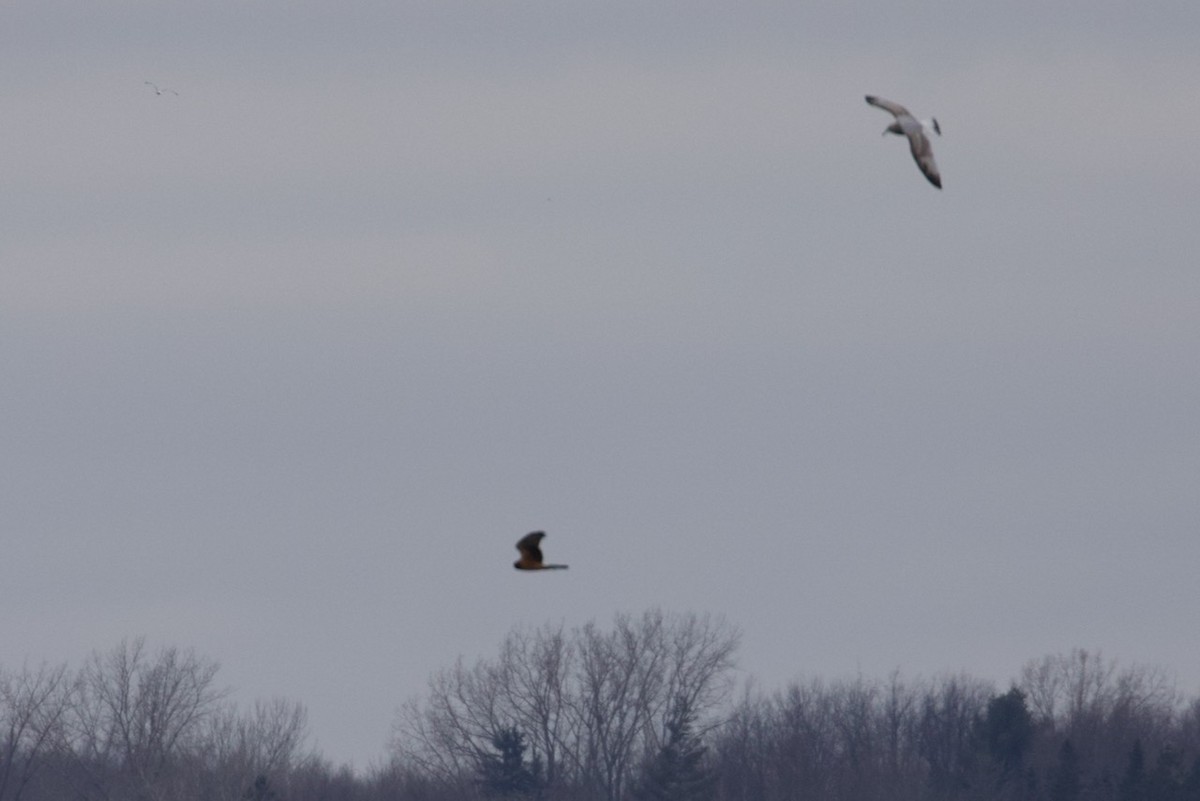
[865,95,942,189]
[144,81,179,96]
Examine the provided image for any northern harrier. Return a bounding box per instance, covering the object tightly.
[865,95,942,189]
[514,531,568,571]
[144,81,179,96]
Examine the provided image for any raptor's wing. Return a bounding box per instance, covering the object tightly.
[515,531,546,565]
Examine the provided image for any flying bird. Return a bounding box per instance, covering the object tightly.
[513,531,568,571]
[144,81,179,96]
[865,95,942,189]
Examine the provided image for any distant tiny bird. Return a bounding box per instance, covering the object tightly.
[144,81,179,96]
[865,95,942,189]
[513,531,568,571]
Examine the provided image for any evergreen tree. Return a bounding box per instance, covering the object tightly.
[1181,755,1200,801]
[477,726,542,799]
[632,698,715,801]
[1147,744,1185,801]
[982,687,1034,776]
[1119,740,1147,801]
[242,774,278,801]
[1050,740,1082,801]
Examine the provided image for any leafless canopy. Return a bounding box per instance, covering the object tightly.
[393,610,739,800]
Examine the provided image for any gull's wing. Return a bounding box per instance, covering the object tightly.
[907,130,942,189]
[865,95,911,118]
[516,531,546,564]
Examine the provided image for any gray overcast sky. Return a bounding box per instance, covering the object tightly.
[4,0,1199,769]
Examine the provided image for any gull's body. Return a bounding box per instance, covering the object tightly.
[144,81,178,96]
[513,531,568,571]
[865,95,941,189]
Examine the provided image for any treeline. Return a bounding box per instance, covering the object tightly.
[0,637,334,801]
[713,655,1200,801]
[4,613,1200,801]
[390,612,1200,801]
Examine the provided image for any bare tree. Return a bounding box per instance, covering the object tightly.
[0,662,74,801]
[569,611,737,801]
[916,674,993,800]
[199,697,313,800]
[765,679,840,801]
[657,612,740,743]
[393,655,508,789]
[393,610,739,801]
[238,697,312,776]
[828,677,885,801]
[1019,650,1139,732]
[71,638,227,801]
[571,614,667,800]
[879,671,923,798]
[1019,649,1182,789]
[711,686,773,801]
[495,622,573,787]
